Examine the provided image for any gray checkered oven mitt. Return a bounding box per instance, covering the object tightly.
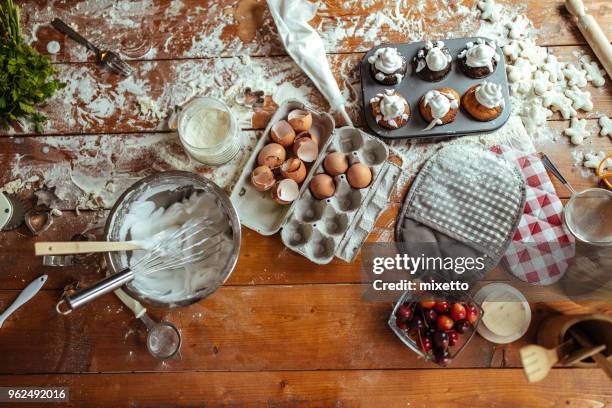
[396,144,526,279]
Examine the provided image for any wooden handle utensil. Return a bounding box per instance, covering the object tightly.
[569,327,612,381]
[35,241,143,256]
[565,0,612,77]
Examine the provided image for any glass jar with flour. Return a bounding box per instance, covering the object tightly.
[177,97,240,165]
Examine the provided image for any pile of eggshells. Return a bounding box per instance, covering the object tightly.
[251,109,318,204]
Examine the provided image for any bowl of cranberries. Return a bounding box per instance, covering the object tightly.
[389,292,483,367]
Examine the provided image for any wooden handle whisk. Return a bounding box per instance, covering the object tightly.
[35,241,143,256]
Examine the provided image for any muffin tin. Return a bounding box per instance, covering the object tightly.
[231,101,401,264]
[361,37,511,140]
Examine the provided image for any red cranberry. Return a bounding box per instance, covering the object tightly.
[450,303,466,321]
[419,336,433,353]
[466,308,480,325]
[455,319,470,334]
[448,331,460,346]
[396,304,413,321]
[419,300,436,309]
[434,301,449,314]
[436,315,454,331]
[433,331,449,349]
[397,320,407,331]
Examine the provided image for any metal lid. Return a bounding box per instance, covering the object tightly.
[0,193,13,230]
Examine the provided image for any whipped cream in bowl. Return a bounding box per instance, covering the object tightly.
[475,81,505,109]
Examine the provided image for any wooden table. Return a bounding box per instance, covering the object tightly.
[1,0,611,406]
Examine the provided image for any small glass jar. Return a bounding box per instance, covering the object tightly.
[176,97,240,166]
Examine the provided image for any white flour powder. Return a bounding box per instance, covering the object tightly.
[183,108,230,148]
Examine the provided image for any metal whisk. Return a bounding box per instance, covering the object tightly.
[56,218,225,315]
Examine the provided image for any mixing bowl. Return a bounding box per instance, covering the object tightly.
[104,171,241,308]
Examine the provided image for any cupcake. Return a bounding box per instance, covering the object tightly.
[370,89,411,129]
[457,38,501,78]
[413,40,453,82]
[368,47,407,85]
[462,81,505,121]
[418,88,460,131]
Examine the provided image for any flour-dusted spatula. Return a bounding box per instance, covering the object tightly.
[35,241,143,256]
[0,275,47,329]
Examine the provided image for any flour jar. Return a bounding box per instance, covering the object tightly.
[176,97,240,166]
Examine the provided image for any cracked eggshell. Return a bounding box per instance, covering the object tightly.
[288,109,313,132]
[292,136,318,163]
[295,130,319,145]
[272,179,300,205]
[347,163,372,189]
[309,174,336,199]
[270,120,296,147]
[257,143,287,169]
[280,157,307,184]
[323,152,349,176]
[251,165,276,192]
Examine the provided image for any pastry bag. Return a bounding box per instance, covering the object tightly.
[267,0,353,126]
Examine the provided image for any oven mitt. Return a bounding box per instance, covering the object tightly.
[396,144,526,282]
[491,146,575,285]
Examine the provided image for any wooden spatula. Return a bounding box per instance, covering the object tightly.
[34,241,143,256]
[520,344,562,382]
[561,344,607,366]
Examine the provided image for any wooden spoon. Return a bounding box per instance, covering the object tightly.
[561,344,607,366]
[520,343,566,383]
[569,327,612,381]
[35,241,142,256]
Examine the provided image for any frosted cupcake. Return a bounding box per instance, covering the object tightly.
[370,89,411,129]
[368,47,407,85]
[413,40,453,82]
[457,38,501,78]
[418,88,460,130]
[462,81,505,121]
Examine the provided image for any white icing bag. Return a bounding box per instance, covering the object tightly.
[267,0,353,126]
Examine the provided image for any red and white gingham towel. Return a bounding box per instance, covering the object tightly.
[491,145,575,285]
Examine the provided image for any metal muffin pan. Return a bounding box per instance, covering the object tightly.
[281,127,401,264]
[361,37,511,140]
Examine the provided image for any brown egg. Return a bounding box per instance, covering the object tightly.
[292,136,318,163]
[323,152,349,176]
[280,158,307,184]
[270,120,296,147]
[271,179,300,205]
[309,174,335,199]
[288,109,313,132]
[251,166,276,192]
[347,163,372,189]
[257,143,286,169]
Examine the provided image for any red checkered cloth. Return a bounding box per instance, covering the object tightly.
[491,145,575,285]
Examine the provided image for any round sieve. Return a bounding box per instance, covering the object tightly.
[563,188,612,246]
[104,171,241,309]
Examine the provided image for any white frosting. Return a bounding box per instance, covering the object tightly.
[368,47,404,77]
[119,192,234,302]
[416,40,451,73]
[371,89,409,129]
[423,90,458,131]
[459,38,500,72]
[475,81,505,109]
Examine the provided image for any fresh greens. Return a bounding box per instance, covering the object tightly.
[0,0,65,132]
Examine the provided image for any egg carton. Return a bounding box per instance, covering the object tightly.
[231,101,401,264]
[281,127,401,264]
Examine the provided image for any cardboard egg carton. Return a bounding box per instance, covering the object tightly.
[231,100,401,264]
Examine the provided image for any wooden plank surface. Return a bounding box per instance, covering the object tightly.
[0,369,610,408]
[2,46,610,135]
[1,0,611,405]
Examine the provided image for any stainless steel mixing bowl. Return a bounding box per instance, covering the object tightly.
[104,171,241,308]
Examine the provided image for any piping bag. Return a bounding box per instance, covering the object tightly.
[267,0,353,126]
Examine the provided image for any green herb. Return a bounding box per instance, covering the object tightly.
[0,0,65,133]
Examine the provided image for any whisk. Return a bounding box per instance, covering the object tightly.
[55,218,226,314]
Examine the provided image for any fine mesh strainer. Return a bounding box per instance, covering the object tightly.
[541,154,612,246]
